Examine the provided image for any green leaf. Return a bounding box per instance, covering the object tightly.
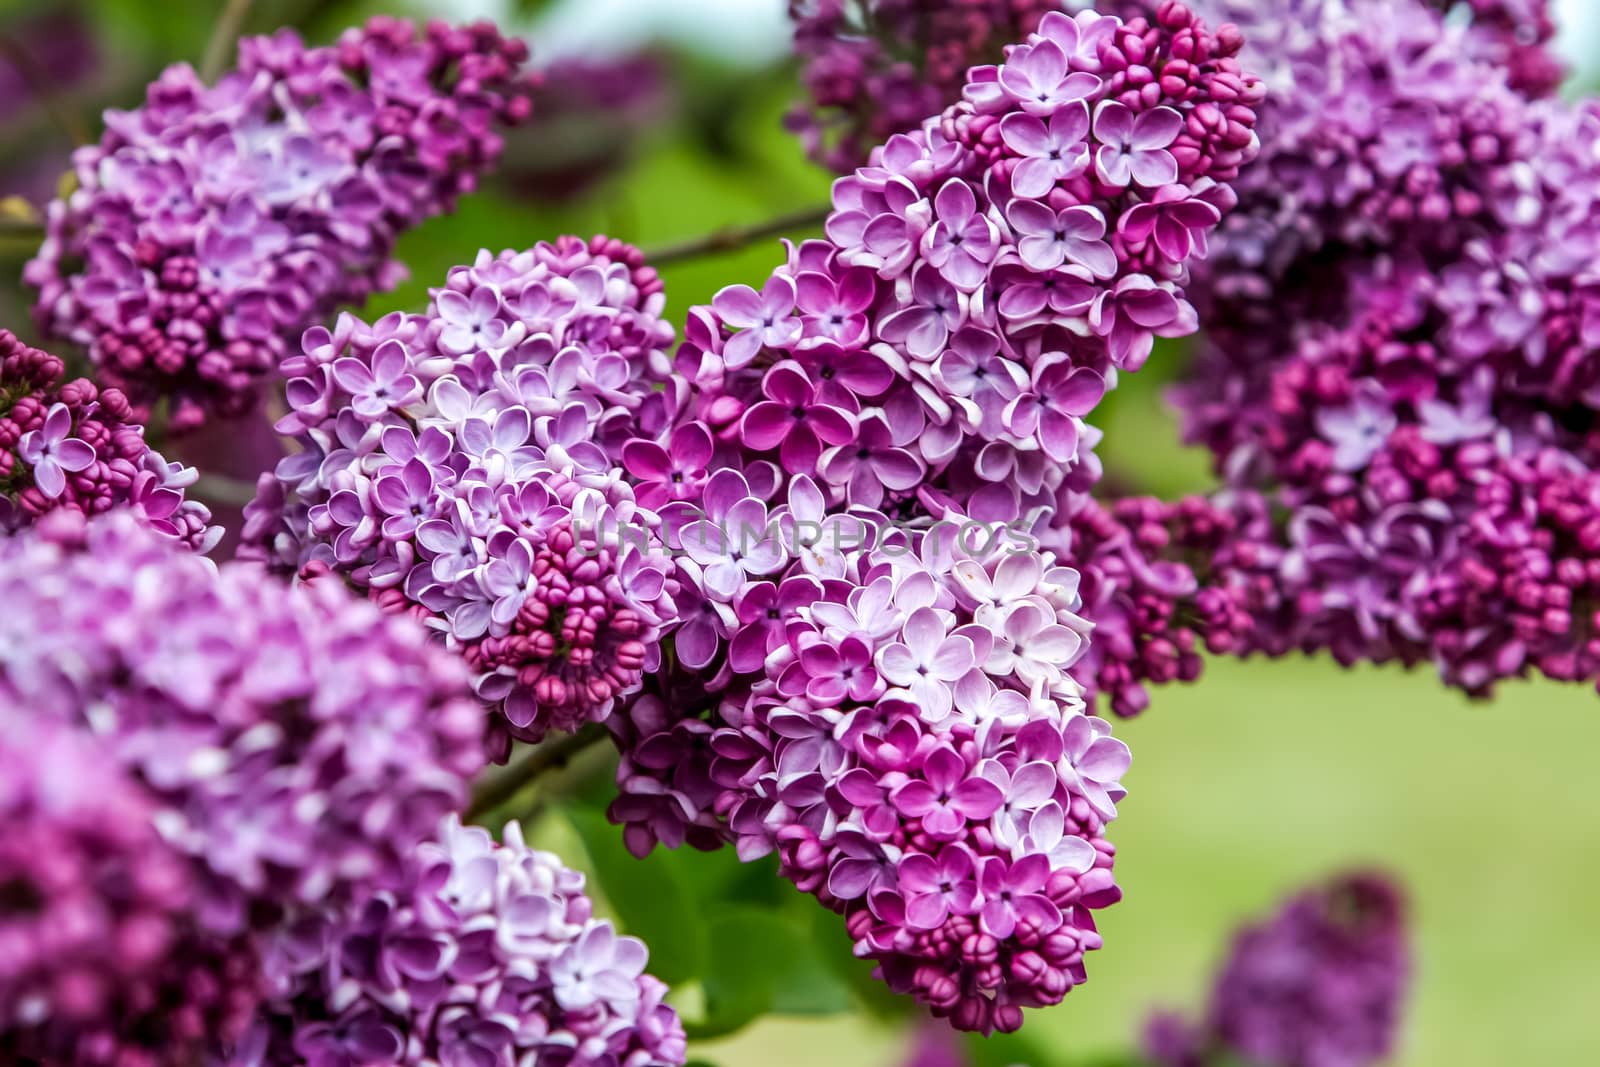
[564,808,707,985]
[805,900,914,1021]
[686,905,855,1040]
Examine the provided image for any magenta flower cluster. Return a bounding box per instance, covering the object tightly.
[0,329,217,547]
[0,510,488,1061]
[0,718,257,1067]
[236,817,686,1067]
[787,0,1058,172]
[244,236,681,759]
[1160,0,1600,698]
[599,4,1265,1030]
[25,18,533,432]
[1143,872,1410,1067]
[612,518,1128,1034]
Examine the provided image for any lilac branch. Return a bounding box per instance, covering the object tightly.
[465,723,609,821]
[643,204,831,266]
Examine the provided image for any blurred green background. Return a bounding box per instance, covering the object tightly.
[1,1,1597,1064]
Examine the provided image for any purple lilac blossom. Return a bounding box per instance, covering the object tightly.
[25,18,533,432]
[232,816,687,1067]
[1144,872,1410,1067]
[1159,0,1600,697]
[0,328,218,547]
[242,236,681,759]
[0,717,259,1067]
[0,510,485,936]
[603,6,1264,1029]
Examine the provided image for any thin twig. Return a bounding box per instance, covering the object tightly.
[201,0,256,83]
[466,724,609,822]
[644,204,832,267]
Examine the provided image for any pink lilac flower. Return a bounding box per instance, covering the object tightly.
[234,817,686,1067]
[0,329,218,548]
[26,18,533,431]
[0,510,485,933]
[244,237,680,759]
[0,718,258,1066]
[1158,0,1600,700]
[611,522,1126,1035]
[1144,872,1410,1067]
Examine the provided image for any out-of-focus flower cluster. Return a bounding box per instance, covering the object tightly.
[787,0,1058,172]
[1160,0,1600,697]
[237,817,686,1067]
[0,717,257,1067]
[26,18,533,432]
[244,236,680,759]
[0,328,217,547]
[1144,871,1410,1067]
[601,4,1263,1029]
[0,510,487,1063]
[507,53,673,203]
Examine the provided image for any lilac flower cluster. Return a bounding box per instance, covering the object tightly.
[602,6,1264,1028]
[25,18,533,432]
[0,510,485,936]
[1144,872,1410,1067]
[787,0,1057,172]
[612,513,1126,1034]
[243,236,680,759]
[1164,0,1600,695]
[0,328,218,548]
[234,816,686,1067]
[0,718,257,1067]
[0,510,486,1063]
[680,3,1262,513]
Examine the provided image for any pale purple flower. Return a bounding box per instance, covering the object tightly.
[436,285,511,355]
[332,339,422,419]
[877,607,977,719]
[1007,200,1116,277]
[1093,102,1183,188]
[1001,104,1092,198]
[897,843,980,929]
[977,854,1061,939]
[1316,383,1398,472]
[715,275,803,370]
[18,402,95,498]
[681,496,788,600]
[998,39,1102,116]
[878,264,967,360]
[891,746,1005,838]
[819,413,925,509]
[795,265,877,349]
[1057,713,1131,821]
[986,602,1084,689]
[923,179,1000,291]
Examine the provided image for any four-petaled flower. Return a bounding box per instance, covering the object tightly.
[1093,102,1183,188]
[18,403,95,498]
